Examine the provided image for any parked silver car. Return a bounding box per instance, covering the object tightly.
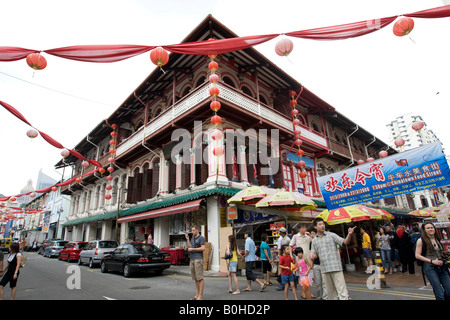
[43,240,68,258]
[78,240,119,268]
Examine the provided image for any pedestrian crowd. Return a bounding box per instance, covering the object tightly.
[184,218,449,301]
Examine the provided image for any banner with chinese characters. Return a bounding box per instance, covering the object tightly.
[318,142,450,210]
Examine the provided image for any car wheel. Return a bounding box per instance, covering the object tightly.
[123,263,131,278]
[89,259,94,268]
[100,260,108,273]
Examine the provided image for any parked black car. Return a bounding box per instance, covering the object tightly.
[100,243,171,277]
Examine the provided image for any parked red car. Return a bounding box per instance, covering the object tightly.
[59,241,88,262]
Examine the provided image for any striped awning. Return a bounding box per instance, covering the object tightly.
[117,199,202,223]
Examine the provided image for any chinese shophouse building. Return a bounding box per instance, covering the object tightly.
[59,15,400,272]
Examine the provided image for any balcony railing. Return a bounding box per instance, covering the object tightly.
[115,82,328,157]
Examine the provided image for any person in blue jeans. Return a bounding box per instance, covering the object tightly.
[378,227,393,274]
[415,222,450,300]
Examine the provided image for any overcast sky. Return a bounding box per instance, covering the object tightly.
[0,0,449,197]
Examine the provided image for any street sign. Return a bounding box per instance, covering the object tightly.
[318,142,450,210]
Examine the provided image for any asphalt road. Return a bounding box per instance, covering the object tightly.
[4,252,436,302]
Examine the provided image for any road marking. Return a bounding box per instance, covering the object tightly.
[347,286,435,300]
[103,296,117,300]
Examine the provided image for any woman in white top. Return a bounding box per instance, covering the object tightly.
[378,227,393,274]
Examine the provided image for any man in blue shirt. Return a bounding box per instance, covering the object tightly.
[242,230,266,292]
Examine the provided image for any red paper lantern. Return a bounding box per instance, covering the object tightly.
[289,91,296,98]
[296,149,304,157]
[81,160,89,168]
[109,140,116,146]
[108,157,115,163]
[111,124,118,129]
[105,194,112,200]
[209,86,220,97]
[110,131,117,137]
[107,167,114,173]
[294,128,301,136]
[209,74,219,84]
[275,38,294,56]
[213,146,224,156]
[106,175,113,181]
[290,100,297,107]
[150,47,169,67]
[293,119,301,126]
[357,159,365,165]
[99,168,106,174]
[211,115,222,126]
[294,139,303,147]
[297,160,306,167]
[106,185,113,191]
[51,186,58,192]
[299,171,307,179]
[211,130,223,140]
[412,121,424,131]
[26,53,47,70]
[210,101,221,112]
[208,61,219,72]
[30,192,36,198]
[366,157,375,162]
[379,150,388,158]
[27,129,39,139]
[61,149,70,158]
[10,197,16,202]
[291,109,299,117]
[393,17,414,37]
[207,38,217,59]
[394,138,405,147]
[109,149,116,155]
[75,177,82,183]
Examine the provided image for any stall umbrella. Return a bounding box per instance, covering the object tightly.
[227,185,277,205]
[407,209,436,218]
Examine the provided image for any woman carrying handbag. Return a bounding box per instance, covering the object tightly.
[0,243,22,300]
[225,235,242,295]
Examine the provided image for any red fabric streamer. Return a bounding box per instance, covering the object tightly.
[0,4,450,62]
[163,34,279,55]
[45,44,156,63]
[0,47,37,62]
[0,100,102,168]
[286,16,398,40]
[405,4,450,18]
[0,100,33,126]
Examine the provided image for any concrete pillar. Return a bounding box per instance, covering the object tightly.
[101,220,113,240]
[120,221,128,244]
[206,196,220,272]
[207,125,228,183]
[190,148,196,187]
[175,155,182,191]
[154,216,170,248]
[239,145,248,183]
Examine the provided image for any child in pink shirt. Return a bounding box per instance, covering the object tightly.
[295,247,313,300]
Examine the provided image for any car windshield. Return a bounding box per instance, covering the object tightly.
[99,241,118,249]
[78,243,88,249]
[132,243,161,254]
[57,241,68,246]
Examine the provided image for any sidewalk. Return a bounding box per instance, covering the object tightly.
[169,264,430,289]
